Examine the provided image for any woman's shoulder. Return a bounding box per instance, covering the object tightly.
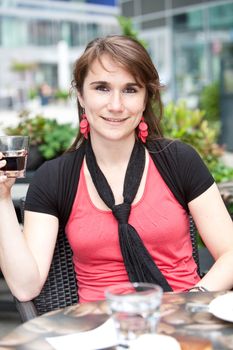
[147,137,197,157]
[47,149,80,166]
[33,146,85,179]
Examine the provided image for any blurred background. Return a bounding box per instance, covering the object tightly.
[0,0,233,336]
[0,0,120,128]
[0,0,233,153]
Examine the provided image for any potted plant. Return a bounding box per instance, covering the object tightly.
[4,110,77,171]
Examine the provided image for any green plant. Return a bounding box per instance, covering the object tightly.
[199,81,220,122]
[54,89,69,101]
[117,16,148,48]
[227,203,233,217]
[28,88,38,100]
[11,61,37,73]
[4,110,76,160]
[162,101,233,183]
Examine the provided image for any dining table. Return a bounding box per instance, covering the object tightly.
[0,291,233,350]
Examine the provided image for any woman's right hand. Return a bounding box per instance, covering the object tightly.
[0,152,16,198]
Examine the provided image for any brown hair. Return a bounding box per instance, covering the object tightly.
[70,35,163,149]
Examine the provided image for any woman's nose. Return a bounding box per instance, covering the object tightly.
[107,91,123,111]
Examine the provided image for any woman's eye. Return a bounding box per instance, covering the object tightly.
[96,85,109,92]
[124,87,137,93]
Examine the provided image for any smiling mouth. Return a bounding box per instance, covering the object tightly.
[101,116,129,122]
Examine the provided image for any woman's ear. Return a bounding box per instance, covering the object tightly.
[143,92,148,111]
[77,91,84,108]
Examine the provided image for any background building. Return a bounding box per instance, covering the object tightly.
[1,0,232,149]
[120,0,233,102]
[0,0,120,108]
[120,0,233,150]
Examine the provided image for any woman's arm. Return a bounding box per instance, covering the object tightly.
[188,182,233,291]
[0,157,58,301]
[0,195,58,301]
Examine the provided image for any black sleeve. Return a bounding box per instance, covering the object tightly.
[174,141,215,203]
[149,139,215,212]
[24,148,85,229]
[24,159,59,218]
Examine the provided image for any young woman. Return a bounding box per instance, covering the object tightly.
[0,35,233,303]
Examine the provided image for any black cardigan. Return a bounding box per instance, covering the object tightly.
[25,138,214,233]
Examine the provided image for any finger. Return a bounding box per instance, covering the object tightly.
[0,159,6,168]
[0,174,15,185]
[0,174,8,183]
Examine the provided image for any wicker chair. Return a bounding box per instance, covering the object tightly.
[0,271,18,313]
[189,215,200,276]
[14,199,200,322]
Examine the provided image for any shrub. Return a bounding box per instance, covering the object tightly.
[54,89,69,101]
[4,110,76,160]
[162,101,233,183]
[199,81,220,122]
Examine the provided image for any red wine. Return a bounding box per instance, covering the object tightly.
[1,155,26,171]
[1,150,28,178]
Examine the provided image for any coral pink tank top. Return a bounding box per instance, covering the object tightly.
[66,156,200,303]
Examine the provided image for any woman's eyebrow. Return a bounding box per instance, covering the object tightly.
[125,82,142,88]
[89,80,108,86]
[89,81,142,87]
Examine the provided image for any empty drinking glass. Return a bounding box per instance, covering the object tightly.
[105,282,163,349]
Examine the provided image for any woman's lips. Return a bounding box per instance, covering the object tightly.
[101,116,129,122]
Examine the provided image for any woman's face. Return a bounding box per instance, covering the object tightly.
[78,54,147,143]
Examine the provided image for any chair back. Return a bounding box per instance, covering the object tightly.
[189,215,200,276]
[33,229,78,315]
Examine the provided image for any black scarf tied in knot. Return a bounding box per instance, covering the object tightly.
[112,203,130,224]
[85,139,172,292]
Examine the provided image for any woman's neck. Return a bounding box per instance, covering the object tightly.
[90,137,136,168]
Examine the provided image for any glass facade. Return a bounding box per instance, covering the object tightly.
[120,0,233,105]
[172,3,233,102]
[0,0,119,98]
[0,17,110,48]
[119,0,233,150]
[0,0,119,48]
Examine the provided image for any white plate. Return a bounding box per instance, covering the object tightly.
[129,334,181,350]
[46,318,118,350]
[209,292,233,322]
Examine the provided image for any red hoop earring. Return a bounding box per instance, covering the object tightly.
[138,116,148,143]
[80,113,90,139]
